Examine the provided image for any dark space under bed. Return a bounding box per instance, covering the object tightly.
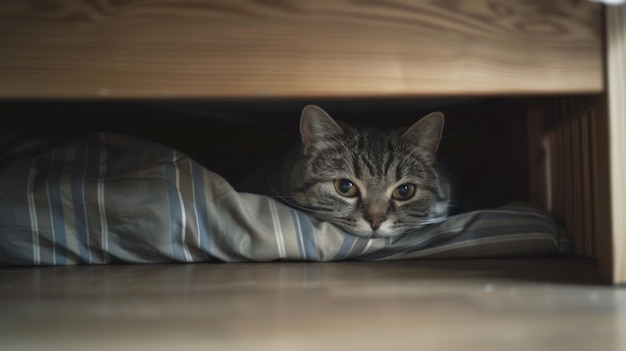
[0,98,570,265]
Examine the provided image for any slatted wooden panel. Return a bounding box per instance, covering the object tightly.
[0,0,603,98]
[541,97,600,260]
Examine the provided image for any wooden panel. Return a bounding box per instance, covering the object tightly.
[603,4,626,284]
[0,0,603,99]
[537,96,603,261]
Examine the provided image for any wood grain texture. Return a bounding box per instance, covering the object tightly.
[540,97,601,261]
[0,0,603,98]
[604,4,626,284]
[1,260,618,351]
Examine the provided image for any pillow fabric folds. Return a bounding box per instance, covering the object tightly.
[0,133,569,265]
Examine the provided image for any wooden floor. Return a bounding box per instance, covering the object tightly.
[1,259,625,351]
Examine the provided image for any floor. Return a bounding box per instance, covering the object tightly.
[1,259,624,351]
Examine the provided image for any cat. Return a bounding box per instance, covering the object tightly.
[271,105,451,238]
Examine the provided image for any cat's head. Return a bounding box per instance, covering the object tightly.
[288,105,450,238]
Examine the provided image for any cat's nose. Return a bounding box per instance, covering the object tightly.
[364,214,387,231]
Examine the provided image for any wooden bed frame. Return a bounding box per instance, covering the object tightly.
[1,0,624,283]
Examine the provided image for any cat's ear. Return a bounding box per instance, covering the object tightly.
[300,105,345,155]
[401,111,445,160]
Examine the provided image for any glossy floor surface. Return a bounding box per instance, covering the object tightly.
[1,259,625,351]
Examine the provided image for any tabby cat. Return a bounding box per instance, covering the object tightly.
[274,105,451,238]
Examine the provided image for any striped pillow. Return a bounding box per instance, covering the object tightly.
[0,133,569,265]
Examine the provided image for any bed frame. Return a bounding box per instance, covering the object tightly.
[1,0,624,283]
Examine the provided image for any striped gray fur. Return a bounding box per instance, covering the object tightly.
[276,105,451,238]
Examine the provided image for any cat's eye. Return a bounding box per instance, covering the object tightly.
[334,179,359,197]
[392,184,416,201]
